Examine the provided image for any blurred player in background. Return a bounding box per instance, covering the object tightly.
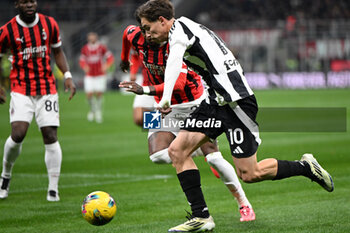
[0,0,76,201]
[137,0,334,231]
[119,24,255,222]
[79,32,114,123]
[125,49,155,126]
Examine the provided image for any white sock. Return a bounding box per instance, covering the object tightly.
[88,97,96,113]
[1,136,22,179]
[206,151,251,208]
[191,147,204,157]
[45,141,62,192]
[95,96,103,113]
[149,148,172,164]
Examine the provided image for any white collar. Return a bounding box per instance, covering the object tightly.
[16,13,39,28]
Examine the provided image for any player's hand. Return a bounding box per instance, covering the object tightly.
[0,86,6,104]
[83,66,89,74]
[120,60,130,73]
[64,78,76,101]
[157,99,172,116]
[102,64,109,73]
[119,81,143,94]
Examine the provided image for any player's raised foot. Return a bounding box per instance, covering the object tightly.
[301,153,334,192]
[0,177,10,199]
[47,190,60,202]
[87,111,94,122]
[168,215,215,232]
[239,206,255,222]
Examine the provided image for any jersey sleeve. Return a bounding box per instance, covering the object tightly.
[0,26,9,56]
[168,19,194,49]
[49,17,62,48]
[121,25,138,62]
[102,45,115,66]
[79,46,87,68]
[129,52,141,75]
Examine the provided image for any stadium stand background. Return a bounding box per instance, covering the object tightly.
[1,0,349,89]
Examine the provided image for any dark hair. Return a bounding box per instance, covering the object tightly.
[136,0,174,23]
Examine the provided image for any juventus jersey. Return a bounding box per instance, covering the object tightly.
[0,13,61,96]
[168,17,254,105]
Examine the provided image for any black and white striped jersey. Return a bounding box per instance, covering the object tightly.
[168,17,254,105]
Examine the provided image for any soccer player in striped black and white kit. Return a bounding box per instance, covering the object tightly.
[0,0,76,201]
[119,24,256,222]
[136,0,334,232]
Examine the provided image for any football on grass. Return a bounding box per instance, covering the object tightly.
[81,191,117,226]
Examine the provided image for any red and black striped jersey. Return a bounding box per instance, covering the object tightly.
[121,25,203,105]
[0,13,62,96]
[79,43,114,77]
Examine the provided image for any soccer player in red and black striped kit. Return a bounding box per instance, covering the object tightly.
[79,32,114,123]
[119,25,256,222]
[0,0,76,201]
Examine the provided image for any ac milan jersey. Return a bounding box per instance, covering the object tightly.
[121,25,203,105]
[79,43,114,77]
[0,13,62,96]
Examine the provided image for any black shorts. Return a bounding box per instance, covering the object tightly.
[182,95,261,158]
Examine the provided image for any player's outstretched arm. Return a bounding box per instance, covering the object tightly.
[159,43,187,111]
[52,47,76,100]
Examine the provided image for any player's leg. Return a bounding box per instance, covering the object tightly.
[94,75,107,123]
[132,95,155,127]
[41,126,61,201]
[95,91,103,123]
[233,152,334,191]
[86,92,95,121]
[133,107,145,127]
[200,141,255,222]
[168,130,215,232]
[148,131,175,164]
[0,122,29,199]
[36,94,61,201]
[1,92,34,199]
[84,76,95,122]
[227,96,333,191]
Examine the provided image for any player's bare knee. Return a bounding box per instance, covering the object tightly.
[133,117,143,127]
[41,128,58,144]
[11,133,26,143]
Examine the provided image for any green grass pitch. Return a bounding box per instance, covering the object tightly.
[0,89,349,232]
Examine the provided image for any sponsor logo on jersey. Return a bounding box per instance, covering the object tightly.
[142,61,165,76]
[20,45,47,60]
[16,36,24,43]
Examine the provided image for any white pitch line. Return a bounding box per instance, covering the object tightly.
[10,173,174,194]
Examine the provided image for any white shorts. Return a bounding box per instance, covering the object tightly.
[84,75,107,93]
[133,95,156,109]
[9,92,60,128]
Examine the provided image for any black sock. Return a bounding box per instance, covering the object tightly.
[273,160,310,180]
[1,177,10,189]
[177,169,210,218]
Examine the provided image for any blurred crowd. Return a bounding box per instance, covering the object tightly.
[200,0,350,23]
